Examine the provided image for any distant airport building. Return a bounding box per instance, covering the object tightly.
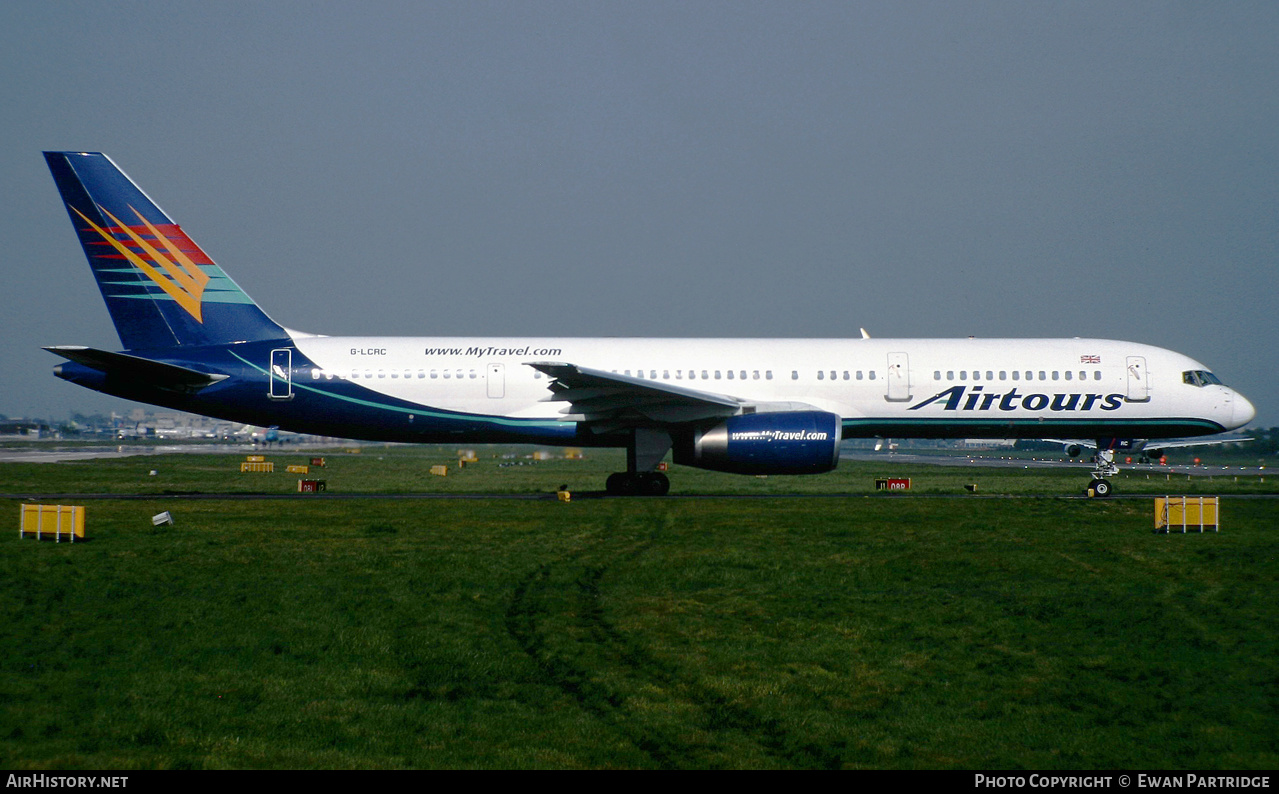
[961,439,1016,449]
[0,420,52,438]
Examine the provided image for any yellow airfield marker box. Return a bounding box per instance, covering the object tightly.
[20,504,86,542]
[1155,496,1219,533]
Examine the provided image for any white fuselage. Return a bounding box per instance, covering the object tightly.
[287,335,1253,440]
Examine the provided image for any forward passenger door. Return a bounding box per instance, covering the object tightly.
[886,352,911,402]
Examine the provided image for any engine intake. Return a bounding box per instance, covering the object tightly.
[673,410,842,475]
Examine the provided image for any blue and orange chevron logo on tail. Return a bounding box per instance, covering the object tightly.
[72,204,211,322]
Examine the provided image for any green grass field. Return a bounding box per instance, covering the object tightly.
[1,447,1276,768]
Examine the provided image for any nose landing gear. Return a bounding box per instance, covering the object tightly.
[1087,448,1119,497]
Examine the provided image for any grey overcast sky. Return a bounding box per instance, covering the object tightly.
[2,1,1276,426]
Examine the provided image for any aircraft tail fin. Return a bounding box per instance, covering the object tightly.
[44,151,287,350]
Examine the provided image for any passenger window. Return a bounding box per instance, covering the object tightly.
[934,371,941,380]
[1012,371,1019,381]
[817,371,824,380]
[791,371,798,380]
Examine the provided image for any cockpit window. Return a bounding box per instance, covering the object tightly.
[1182,370,1223,387]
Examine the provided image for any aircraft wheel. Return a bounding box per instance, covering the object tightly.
[638,471,670,496]
[606,472,670,496]
[606,472,633,496]
[1087,479,1112,498]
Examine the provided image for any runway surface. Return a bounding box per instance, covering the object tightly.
[1,443,1270,501]
[840,450,1268,479]
[0,443,330,464]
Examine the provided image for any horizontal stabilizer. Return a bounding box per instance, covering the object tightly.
[45,346,228,392]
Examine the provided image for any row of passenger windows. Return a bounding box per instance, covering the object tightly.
[312,369,479,380]
[312,367,1104,384]
[620,369,774,381]
[618,370,883,381]
[935,370,1104,382]
[312,367,880,382]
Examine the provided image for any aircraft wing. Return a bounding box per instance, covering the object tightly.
[527,361,742,433]
[45,346,229,393]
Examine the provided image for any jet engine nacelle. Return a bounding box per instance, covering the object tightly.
[673,410,842,475]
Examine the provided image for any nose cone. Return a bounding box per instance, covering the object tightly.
[1233,391,1256,429]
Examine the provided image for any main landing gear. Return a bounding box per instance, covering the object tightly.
[1086,448,1119,498]
[606,471,670,496]
[605,427,673,496]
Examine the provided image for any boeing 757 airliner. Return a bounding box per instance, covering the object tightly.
[42,152,1255,496]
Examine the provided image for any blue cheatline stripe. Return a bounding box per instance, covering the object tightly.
[228,350,568,432]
